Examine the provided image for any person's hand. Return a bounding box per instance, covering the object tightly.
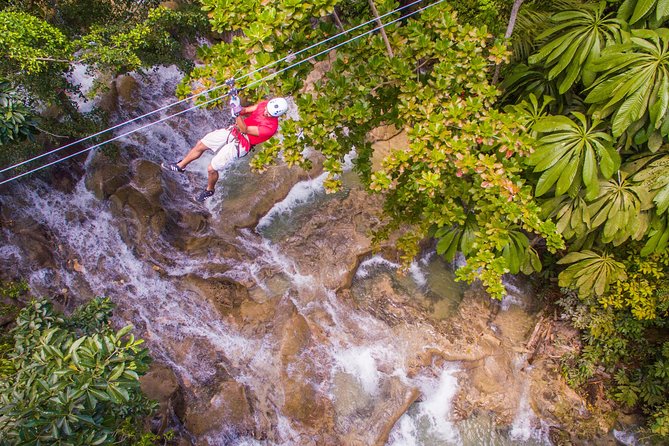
[230,95,242,117]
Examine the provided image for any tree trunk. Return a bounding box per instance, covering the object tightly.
[368,0,394,58]
[332,8,345,31]
[492,0,524,85]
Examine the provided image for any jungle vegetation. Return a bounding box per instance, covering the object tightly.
[179,0,669,438]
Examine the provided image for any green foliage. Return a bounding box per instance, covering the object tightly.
[77,6,208,75]
[0,279,29,300]
[529,111,619,199]
[585,28,669,140]
[0,80,38,145]
[618,0,669,27]
[190,0,566,298]
[599,250,669,319]
[527,2,625,93]
[0,10,71,74]
[558,250,669,441]
[557,250,628,297]
[0,298,155,445]
[184,0,341,101]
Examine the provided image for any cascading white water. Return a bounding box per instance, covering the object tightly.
[0,65,556,445]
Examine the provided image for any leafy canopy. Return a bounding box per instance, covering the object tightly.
[0,298,154,445]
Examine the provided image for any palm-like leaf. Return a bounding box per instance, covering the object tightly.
[641,213,669,255]
[529,111,619,199]
[528,2,625,94]
[557,250,628,297]
[628,148,669,214]
[542,194,591,240]
[618,0,669,26]
[503,93,553,133]
[510,0,585,62]
[500,64,567,112]
[587,170,653,245]
[585,28,669,138]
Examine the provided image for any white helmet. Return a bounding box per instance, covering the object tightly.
[267,98,288,117]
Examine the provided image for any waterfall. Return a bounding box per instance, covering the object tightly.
[0,65,560,445]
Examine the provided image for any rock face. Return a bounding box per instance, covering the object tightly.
[274,188,384,291]
[140,363,186,434]
[184,380,255,438]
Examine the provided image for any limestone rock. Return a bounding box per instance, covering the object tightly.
[116,75,140,108]
[184,380,254,437]
[140,362,186,432]
[85,153,130,200]
[368,124,409,171]
[182,274,249,317]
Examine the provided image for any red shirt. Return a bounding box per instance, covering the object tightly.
[243,100,279,145]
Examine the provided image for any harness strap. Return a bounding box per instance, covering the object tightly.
[229,127,252,157]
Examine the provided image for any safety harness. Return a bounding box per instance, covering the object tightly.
[226,78,253,158]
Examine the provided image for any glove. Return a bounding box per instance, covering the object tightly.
[230,95,242,117]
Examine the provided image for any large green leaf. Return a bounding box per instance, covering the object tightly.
[530,113,614,197]
[619,0,669,24]
[630,150,669,214]
[526,3,623,94]
[586,29,669,138]
[588,171,649,244]
[557,250,627,297]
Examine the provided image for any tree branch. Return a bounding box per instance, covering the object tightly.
[492,0,524,85]
[368,0,394,58]
[34,57,72,64]
[332,8,345,31]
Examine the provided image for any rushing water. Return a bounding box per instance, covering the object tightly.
[0,66,553,445]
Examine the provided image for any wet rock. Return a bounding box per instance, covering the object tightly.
[85,155,131,200]
[160,1,180,10]
[184,380,254,437]
[96,74,118,114]
[549,425,573,446]
[279,310,311,360]
[132,160,163,201]
[109,184,168,243]
[182,274,249,317]
[271,299,336,435]
[51,165,82,193]
[276,188,383,290]
[212,158,323,230]
[369,125,409,171]
[116,75,139,108]
[140,363,186,433]
[12,219,58,269]
[336,376,420,446]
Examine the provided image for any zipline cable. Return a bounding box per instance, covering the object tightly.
[0,0,428,175]
[0,0,446,186]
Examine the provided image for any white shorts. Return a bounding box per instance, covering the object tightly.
[200,128,249,171]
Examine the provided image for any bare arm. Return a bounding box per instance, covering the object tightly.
[239,103,259,115]
[235,116,260,136]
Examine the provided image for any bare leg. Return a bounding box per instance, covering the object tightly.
[206,164,219,191]
[177,141,209,170]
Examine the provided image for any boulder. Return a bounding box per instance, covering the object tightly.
[116,75,140,108]
[109,184,168,243]
[211,154,324,230]
[184,380,254,437]
[368,125,409,171]
[275,188,383,291]
[85,157,131,200]
[182,274,249,318]
[140,363,186,432]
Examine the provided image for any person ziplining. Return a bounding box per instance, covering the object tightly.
[162,81,289,202]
